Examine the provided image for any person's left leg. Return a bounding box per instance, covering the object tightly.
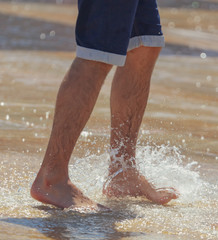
[31,58,112,210]
[103,46,179,204]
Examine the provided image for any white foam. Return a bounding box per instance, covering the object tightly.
[69,144,217,204]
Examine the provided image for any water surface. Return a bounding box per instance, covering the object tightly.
[0,1,218,239]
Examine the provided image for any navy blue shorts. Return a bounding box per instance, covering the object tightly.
[76,0,164,66]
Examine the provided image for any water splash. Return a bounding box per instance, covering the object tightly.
[136,145,213,203]
[0,145,217,239]
[69,144,216,204]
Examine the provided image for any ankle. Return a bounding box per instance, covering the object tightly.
[36,167,69,186]
[108,164,137,177]
[109,156,136,176]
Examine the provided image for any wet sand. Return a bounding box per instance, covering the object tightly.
[0,1,218,240]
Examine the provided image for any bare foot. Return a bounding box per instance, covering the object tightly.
[31,173,109,212]
[103,168,179,205]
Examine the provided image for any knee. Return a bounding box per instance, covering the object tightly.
[126,46,161,68]
[131,46,161,57]
[75,57,112,73]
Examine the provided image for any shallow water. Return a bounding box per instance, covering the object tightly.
[0,1,218,240]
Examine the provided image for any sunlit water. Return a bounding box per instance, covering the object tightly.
[0,0,218,240]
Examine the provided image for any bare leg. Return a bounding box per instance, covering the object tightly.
[31,58,112,210]
[103,46,179,205]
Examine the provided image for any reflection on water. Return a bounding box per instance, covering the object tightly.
[0,0,218,240]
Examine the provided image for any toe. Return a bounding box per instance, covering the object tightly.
[155,188,180,205]
[157,187,180,199]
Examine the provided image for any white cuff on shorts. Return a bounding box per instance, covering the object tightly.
[76,35,164,66]
[128,35,165,51]
[76,46,126,66]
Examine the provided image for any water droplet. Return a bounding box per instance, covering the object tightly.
[45,111,50,119]
[81,131,89,137]
[40,33,46,40]
[6,114,10,120]
[50,30,56,37]
[182,139,186,143]
[142,130,149,134]
[200,52,207,59]
[201,136,204,140]
[206,75,212,82]
[22,138,25,142]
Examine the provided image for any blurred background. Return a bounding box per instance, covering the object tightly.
[0,0,218,54]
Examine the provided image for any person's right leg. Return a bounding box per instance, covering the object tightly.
[103,46,179,204]
[31,58,112,210]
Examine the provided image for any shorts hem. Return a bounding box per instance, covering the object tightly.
[76,46,126,66]
[128,35,165,51]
